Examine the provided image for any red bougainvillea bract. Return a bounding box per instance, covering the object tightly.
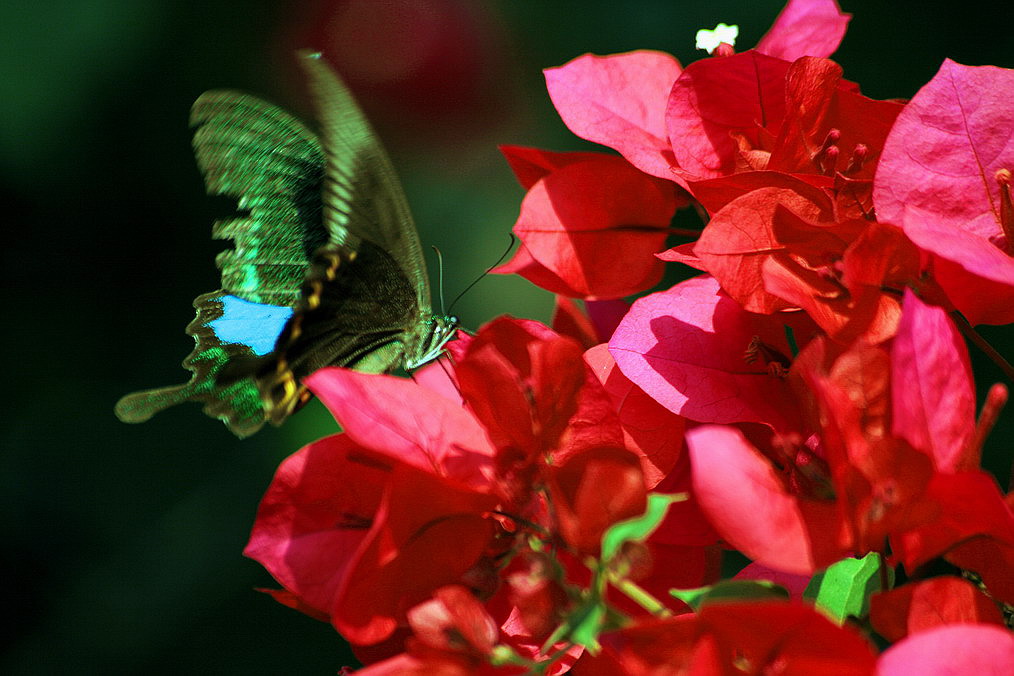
[243,1,1014,672]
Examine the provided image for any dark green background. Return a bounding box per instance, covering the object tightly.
[3,1,1011,673]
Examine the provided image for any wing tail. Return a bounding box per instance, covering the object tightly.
[115,291,269,437]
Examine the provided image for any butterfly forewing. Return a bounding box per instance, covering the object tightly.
[298,52,432,312]
[191,91,328,306]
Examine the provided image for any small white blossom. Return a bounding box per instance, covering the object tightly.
[695,23,739,54]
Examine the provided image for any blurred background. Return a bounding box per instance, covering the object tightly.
[3,1,1012,673]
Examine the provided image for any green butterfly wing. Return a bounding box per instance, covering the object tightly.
[299,52,430,305]
[115,91,327,437]
[114,292,270,437]
[191,90,329,306]
[116,53,456,437]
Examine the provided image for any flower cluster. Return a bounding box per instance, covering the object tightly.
[245,0,1014,672]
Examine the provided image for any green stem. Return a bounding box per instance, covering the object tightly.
[952,312,1014,383]
[490,645,536,669]
[612,577,672,618]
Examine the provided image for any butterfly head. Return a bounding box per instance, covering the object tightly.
[405,314,458,370]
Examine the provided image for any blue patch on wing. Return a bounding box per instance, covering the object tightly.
[209,295,294,356]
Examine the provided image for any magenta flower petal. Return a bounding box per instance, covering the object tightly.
[687,425,846,575]
[584,344,683,488]
[875,59,1014,237]
[499,145,605,191]
[545,50,683,181]
[734,561,812,599]
[876,624,1014,675]
[244,435,388,620]
[493,241,587,298]
[305,368,496,490]
[497,155,677,299]
[756,0,851,61]
[890,290,975,472]
[901,206,1014,325]
[609,275,799,430]
[666,51,790,179]
[874,60,1014,324]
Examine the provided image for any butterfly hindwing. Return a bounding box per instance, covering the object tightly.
[114,291,283,437]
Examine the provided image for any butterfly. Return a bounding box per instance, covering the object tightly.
[115,52,457,437]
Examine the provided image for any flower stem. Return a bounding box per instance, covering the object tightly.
[611,576,672,618]
[952,312,1014,383]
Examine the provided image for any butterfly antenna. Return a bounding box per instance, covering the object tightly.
[447,233,517,314]
[431,245,447,315]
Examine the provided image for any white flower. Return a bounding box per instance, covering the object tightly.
[695,23,739,54]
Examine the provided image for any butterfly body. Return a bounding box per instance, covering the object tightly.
[116,53,456,437]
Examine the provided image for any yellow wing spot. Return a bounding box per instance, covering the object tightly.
[306,280,322,310]
[287,314,304,342]
[263,367,301,424]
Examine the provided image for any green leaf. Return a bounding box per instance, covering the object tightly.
[600,492,685,561]
[804,553,893,624]
[671,579,789,611]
